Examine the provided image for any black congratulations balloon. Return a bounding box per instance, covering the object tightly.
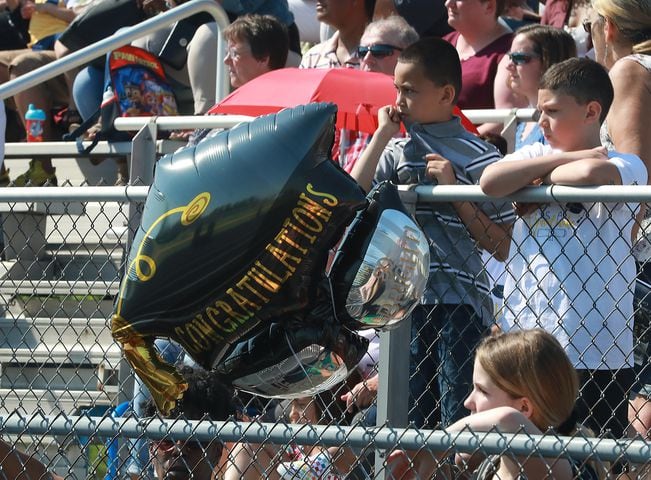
[111,103,367,414]
[328,182,430,330]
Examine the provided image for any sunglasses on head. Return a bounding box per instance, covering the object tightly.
[357,44,403,59]
[507,51,541,65]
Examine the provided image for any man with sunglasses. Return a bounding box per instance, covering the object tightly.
[358,15,418,76]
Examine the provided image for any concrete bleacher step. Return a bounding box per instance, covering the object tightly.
[0,285,117,320]
[0,317,114,351]
[1,362,106,392]
[0,279,120,296]
[44,202,129,247]
[0,388,114,415]
[0,342,122,367]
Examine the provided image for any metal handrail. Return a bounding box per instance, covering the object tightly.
[114,114,254,131]
[1,184,651,203]
[0,0,230,102]
[1,416,649,463]
[113,108,539,131]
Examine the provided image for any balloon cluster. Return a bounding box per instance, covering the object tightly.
[111,103,429,414]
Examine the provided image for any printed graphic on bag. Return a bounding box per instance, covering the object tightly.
[107,45,179,117]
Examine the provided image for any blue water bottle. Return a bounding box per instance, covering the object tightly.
[25,104,46,142]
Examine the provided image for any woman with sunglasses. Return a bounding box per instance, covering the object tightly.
[588,0,651,452]
[506,25,576,150]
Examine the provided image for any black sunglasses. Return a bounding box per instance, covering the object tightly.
[357,44,403,59]
[507,51,541,66]
[583,14,606,34]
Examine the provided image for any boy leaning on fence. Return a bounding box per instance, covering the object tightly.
[480,57,648,440]
[350,37,514,428]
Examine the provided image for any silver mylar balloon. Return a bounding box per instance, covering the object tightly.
[232,342,348,398]
[344,209,429,329]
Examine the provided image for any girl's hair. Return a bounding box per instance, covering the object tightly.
[592,0,651,54]
[476,329,578,432]
[514,24,578,73]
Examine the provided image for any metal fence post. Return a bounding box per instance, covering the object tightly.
[373,188,419,479]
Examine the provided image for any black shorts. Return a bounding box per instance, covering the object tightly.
[575,368,634,439]
[58,0,146,52]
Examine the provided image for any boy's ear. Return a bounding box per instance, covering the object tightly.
[440,84,456,106]
[585,100,603,124]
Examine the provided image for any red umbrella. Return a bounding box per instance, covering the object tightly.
[209,68,478,135]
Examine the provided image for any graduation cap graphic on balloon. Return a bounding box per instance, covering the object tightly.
[111,103,429,414]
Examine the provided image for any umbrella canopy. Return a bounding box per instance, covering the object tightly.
[209,68,478,135]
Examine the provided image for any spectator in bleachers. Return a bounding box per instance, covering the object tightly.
[287,0,320,44]
[481,24,576,319]
[505,25,576,150]
[144,365,236,480]
[443,0,526,135]
[223,14,290,89]
[480,57,647,441]
[0,0,30,50]
[299,0,375,69]
[588,0,651,444]
[351,37,512,431]
[388,330,601,479]
[540,0,594,57]
[0,0,81,186]
[358,15,417,76]
[500,0,540,31]
[373,0,451,38]
[224,390,347,480]
[177,13,290,146]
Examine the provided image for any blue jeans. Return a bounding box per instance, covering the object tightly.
[408,304,485,428]
[72,65,105,121]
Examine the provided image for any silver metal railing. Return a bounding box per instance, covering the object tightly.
[1,416,649,464]
[1,184,649,203]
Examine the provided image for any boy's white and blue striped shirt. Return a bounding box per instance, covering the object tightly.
[373,116,515,323]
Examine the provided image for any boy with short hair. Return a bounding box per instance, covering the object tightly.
[480,57,648,438]
[352,37,513,427]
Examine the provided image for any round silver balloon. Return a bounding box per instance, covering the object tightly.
[342,209,429,329]
[231,340,349,398]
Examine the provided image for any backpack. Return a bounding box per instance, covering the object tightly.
[65,45,179,151]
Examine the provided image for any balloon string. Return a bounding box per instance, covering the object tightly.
[283,329,315,391]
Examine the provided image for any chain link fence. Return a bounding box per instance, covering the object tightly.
[0,183,649,479]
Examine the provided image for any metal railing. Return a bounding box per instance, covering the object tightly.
[1,416,649,464]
